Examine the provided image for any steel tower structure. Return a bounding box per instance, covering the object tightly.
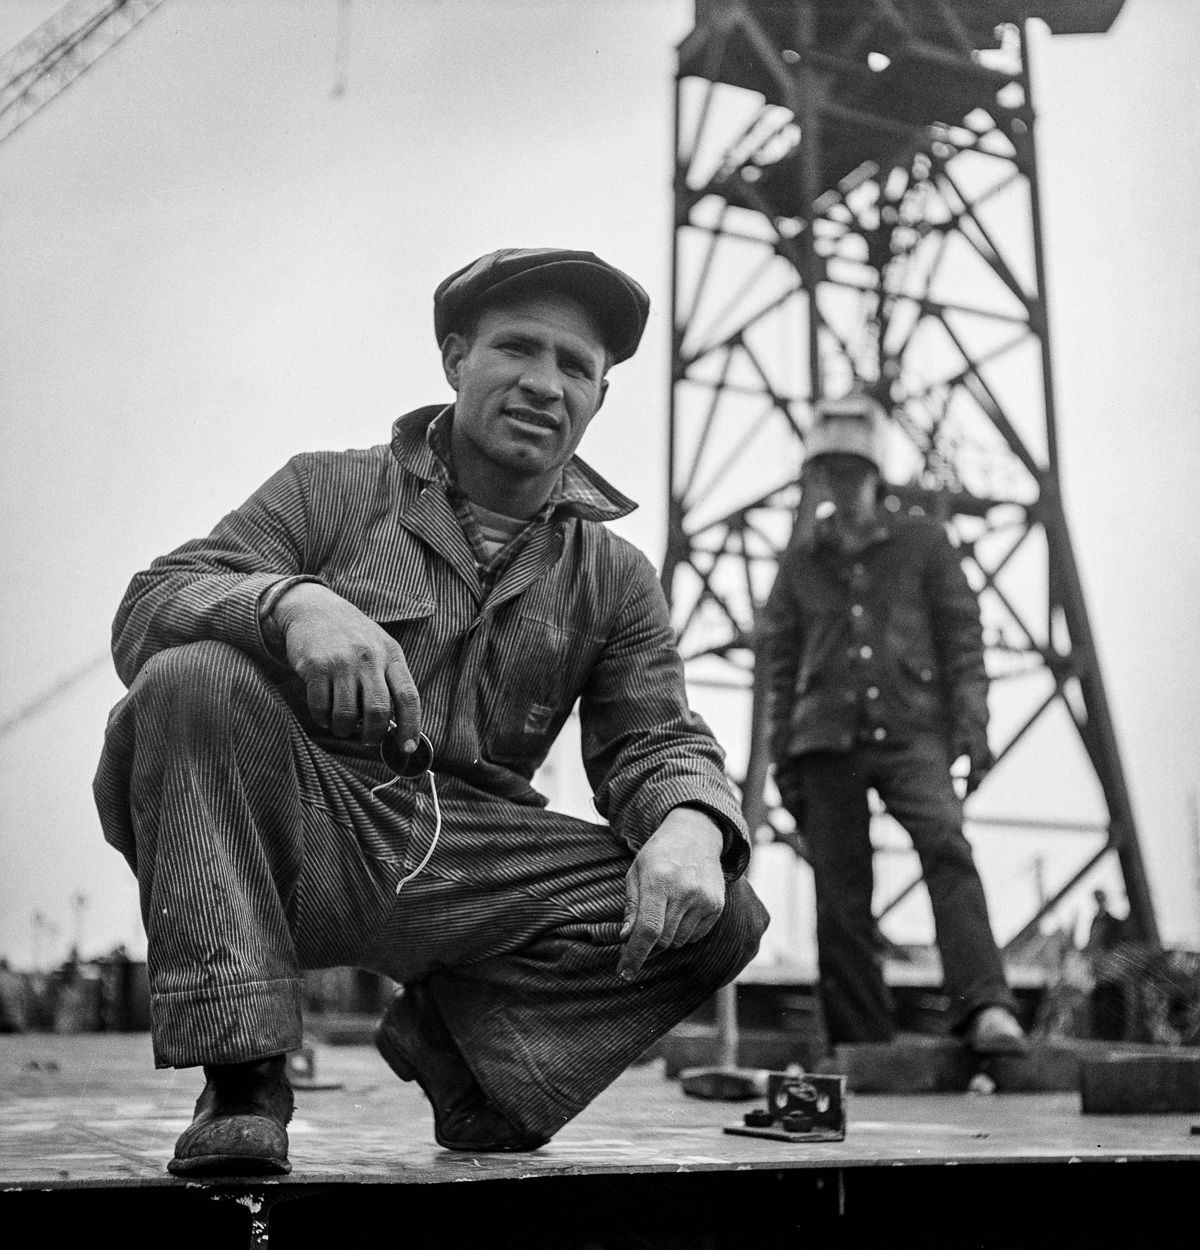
[663,0,1159,949]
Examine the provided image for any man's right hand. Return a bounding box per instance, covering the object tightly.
[270,583,421,747]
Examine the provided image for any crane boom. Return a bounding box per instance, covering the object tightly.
[0,0,164,146]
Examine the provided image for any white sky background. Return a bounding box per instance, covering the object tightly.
[0,0,1197,970]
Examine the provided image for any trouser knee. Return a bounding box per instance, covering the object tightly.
[130,640,277,730]
[695,879,769,988]
[95,641,292,870]
[916,825,979,878]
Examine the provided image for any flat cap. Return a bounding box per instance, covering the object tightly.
[433,247,650,365]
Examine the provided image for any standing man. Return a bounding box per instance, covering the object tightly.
[94,247,767,1176]
[758,393,1026,1055]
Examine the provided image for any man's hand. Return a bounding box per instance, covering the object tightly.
[952,728,994,797]
[617,807,726,982]
[773,758,807,832]
[271,583,421,747]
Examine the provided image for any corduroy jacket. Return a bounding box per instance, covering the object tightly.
[110,406,750,877]
[758,513,989,768]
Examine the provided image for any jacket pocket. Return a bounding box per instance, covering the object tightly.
[895,654,944,720]
[323,543,437,625]
[484,614,600,767]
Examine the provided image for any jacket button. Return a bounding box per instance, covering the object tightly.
[851,604,864,617]
[867,686,879,699]
[859,645,873,659]
[873,727,887,741]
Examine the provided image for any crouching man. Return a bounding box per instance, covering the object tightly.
[93,246,767,1176]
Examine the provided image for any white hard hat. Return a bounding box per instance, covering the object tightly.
[805,393,889,471]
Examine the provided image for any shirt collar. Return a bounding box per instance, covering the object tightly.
[389,404,638,524]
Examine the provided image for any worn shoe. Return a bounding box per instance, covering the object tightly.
[374,982,547,1153]
[964,1005,1030,1056]
[168,1054,294,1176]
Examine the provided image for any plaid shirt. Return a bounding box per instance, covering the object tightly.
[110,405,751,876]
[425,406,555,597]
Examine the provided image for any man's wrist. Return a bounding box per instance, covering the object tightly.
[665,804,732,855]
[257,577,324,657]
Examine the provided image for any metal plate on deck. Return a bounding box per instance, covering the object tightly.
[724,1072,847,1143]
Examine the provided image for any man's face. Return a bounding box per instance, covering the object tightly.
[805,454,880,533]
[442,290,609,502]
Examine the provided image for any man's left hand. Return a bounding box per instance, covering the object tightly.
[953,729,994,797]
[617,808,726,982]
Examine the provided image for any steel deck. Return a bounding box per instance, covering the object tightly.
[4,1033,1199,1247]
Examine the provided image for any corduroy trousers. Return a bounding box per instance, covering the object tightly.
[93,641,767,1141]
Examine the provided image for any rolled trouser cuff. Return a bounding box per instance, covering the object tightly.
[150,977,305,1069]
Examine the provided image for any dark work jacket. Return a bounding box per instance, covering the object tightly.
[758,514,989,764]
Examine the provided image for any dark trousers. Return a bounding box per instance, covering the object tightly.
[781,738,1015,1044]
[93,641,767,1141]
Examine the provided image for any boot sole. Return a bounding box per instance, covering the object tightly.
[168,1152,291,1177]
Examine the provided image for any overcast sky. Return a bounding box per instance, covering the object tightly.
[1,0,1197,970]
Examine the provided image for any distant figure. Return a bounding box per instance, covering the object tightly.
[94,247,767,1176]
[758,393,1027,1056]
[1085,887,1129,1040]
[1085,888,1126,956]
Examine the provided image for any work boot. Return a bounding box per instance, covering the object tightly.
[168,1054,294,1176]
[374,981,547,1153]
[964,1005,1029,1056]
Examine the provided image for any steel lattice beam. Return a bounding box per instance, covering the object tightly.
[0,0,165,147]
[663,0,1157,949]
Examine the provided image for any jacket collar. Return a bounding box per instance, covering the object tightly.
[811,515,892,564]
[388,405,638,524]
